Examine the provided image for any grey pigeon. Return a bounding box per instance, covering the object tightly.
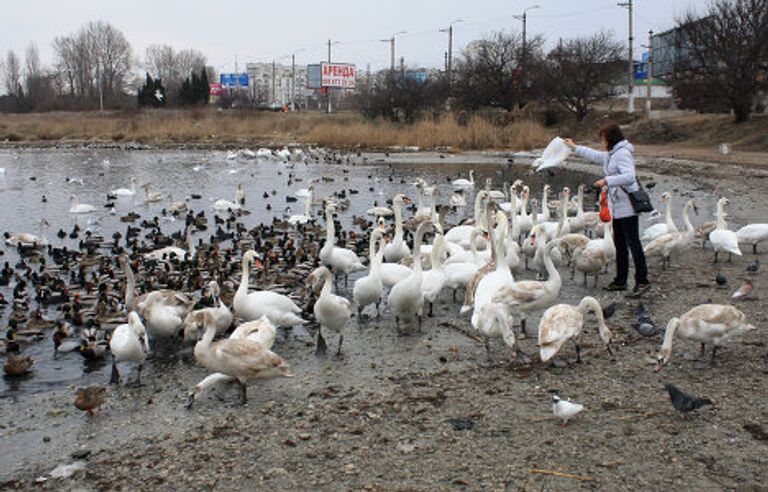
[665,383,712,415]
[602,302,617,320]
[632,302,658,337]
[715,273,727,286]
[746,259,759,274]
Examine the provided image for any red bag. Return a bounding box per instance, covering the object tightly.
[599,190,611,223]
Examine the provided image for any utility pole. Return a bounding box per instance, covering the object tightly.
[97,61,103,111]
[326,39,333,114]
[619,0,634,113]
[400,56,405,78]
[291,53,296,111]
[440,20,462,94]
[381,31,406,72]
[514,6,539,88]
[646,30,653,115]
[272,60,276,105]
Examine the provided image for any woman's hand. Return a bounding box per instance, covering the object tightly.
[563,138,576,149]
[592,178,607,189]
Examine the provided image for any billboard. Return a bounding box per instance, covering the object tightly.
[307,64,322,89]
[320,63,356,89]
[209,83,222,96]
[220,73,249,87]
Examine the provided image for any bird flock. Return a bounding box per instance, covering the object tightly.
[0,145,763,422]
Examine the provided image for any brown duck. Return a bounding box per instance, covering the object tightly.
[74,386,107,416]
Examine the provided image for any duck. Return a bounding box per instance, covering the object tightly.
[233,250,306,327]
[74,386,107,416]
[4,352,34,376]
[144,227,194,262]
[642,193,677,242]
[319,203,365,284]
[353,228,386,319]
[709,197,742,262]
[736,223,768,254]
[182,281,233,342]
[656,304,755,370]
[110,177,137,197]
[185,316,277,409]
[383,194,412,263]
[644,199,696,269]
[193,314,292,405]
[53,325,81,353]
[69,195,96,214]
[143,184,163,203]
[389,221,433,332]
[313,266,351,356]
[538,296,613,363]
[492,238,562,336]
[4,219,49,247]
[452,170,475,190]
[109,312,149,385]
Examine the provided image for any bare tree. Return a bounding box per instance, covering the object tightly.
[453,31,543,111]
[673,0,768,122]
[3,50,22,96]
[538,31,624,122]
[143,45,206,103]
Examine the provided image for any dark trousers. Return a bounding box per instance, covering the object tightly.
[612,215,649,285]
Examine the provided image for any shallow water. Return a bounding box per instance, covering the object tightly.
[0,148,602,400]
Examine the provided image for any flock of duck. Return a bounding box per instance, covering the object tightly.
[1,147,765,414]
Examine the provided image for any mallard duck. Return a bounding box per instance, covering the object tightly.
[4,352,33,376]
[74,386,107,416]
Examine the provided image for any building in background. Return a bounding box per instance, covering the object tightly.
[245,62,312,109]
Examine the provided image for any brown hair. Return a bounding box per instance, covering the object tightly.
[598,123,625,151]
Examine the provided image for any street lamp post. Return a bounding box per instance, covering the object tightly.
[439,19,463,93]
[381,31,407,72]
[619,0,635,113]
[326,40,339,114]
[513,5,540,85]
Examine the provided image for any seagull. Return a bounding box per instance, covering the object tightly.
[746,259,760,274]
[552,395,584,427]
[664,383,712,417]
[731,280,753,299]
[715,273,727,286]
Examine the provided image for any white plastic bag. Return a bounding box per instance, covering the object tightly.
[532,137,572,172]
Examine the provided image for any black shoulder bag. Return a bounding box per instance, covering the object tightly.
[621,178,654,214]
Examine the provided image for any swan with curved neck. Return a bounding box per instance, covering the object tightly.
[709,197,741,261]
[444,191,489,248]
[538,296,612,363]
[320,203,365,283]
[234,250,306,327]
[642,193,677,242]
[656,304,755,370]
[644,199,696,269]
[388,221,434,331]
[109,311,149,386]
[383,194,412,263]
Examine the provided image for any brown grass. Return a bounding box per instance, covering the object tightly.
[0,110,552,151]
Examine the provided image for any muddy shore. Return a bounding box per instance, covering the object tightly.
[1,150,767,491]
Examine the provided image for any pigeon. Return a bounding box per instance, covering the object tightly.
[602,301,617,320]
[552,395,584,427]
[746,259,760,274]
[715,273,727,286]
[632,302,658,337]
[664,383,712,416]
[732,280,753,299]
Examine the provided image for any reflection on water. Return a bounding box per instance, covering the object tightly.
[0,148,597,398]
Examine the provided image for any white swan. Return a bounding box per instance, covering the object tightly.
[185,316,277,408]
[642,193,677,242]
[538,296,612,363]
[656,304,756,370]
[444,191,489,249]
[5,219,49,247]
[109,312,149,385]
[143,184,163,203]
[234,250,306,327]
[319,203,365,282]
[353,229,386,319]
[389,221,433,331]
[213,185,243,212]
[644,199,696,269]
[194,316,292,405]
[444,226,486,299]
[69,195,96,214]
[492,239,562,335]
[383,194,412,263]
[313,266,351,356]
[110,177,137,197]
[709,197,741,261]
[287,194,313,226]
[450,191,467,207]
[421,234,447,316]
[141,290,189,339]
[736,223,768,254]
[452,170,475,190]
[515,187,534,240]
[182,281,233,341]
[169,194,187,213]
[471,212,515,329]
[539,184,552,222]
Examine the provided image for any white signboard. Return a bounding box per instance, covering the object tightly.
[321,63,356,89]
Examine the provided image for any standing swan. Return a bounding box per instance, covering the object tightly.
[320,203,365,285]
[109,312,149,386]
[538,296,613,363]
[709,197,741,262]
[234,251,306,327]
[313,267,352,356]
[736,223,768,254]
[353,228,386,319]
[383,194,412,263]
[389,221,433,332]
[644,199,696,269]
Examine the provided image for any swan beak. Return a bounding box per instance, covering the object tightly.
[654,358,664,372]
[693,204,699,216]
[253,258,264,270]
[403,197,412,204]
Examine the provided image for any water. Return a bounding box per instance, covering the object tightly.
[0,147,599,399]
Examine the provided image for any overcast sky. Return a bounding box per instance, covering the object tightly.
[2,0,701,74]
